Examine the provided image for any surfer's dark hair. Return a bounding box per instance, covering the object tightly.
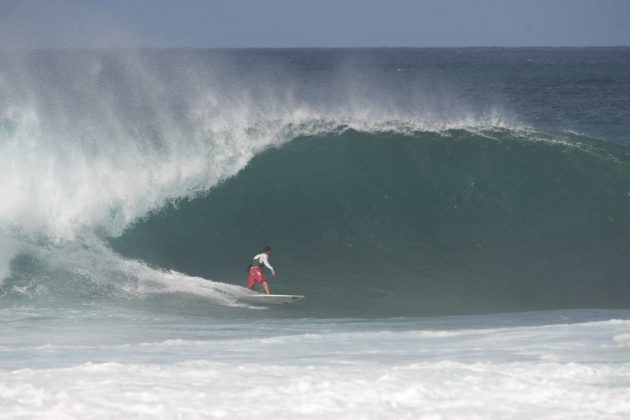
[263,245,271,252]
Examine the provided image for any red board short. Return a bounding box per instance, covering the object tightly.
[248,267,267,289]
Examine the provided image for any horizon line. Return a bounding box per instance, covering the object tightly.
[2,45,630,52]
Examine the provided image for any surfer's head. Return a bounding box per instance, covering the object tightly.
[263,245,272,254]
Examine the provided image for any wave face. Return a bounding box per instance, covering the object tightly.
[111,128,630,316]
[1,48,630,317]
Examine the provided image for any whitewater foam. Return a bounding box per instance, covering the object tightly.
[2,313,630,419]
[4,235,250,307]
[4,361,628,419]
[614,333,630,345]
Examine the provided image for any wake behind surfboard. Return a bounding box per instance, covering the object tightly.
[239,294,305,305]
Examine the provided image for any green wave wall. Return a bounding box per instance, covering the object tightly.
[112,128,630,316]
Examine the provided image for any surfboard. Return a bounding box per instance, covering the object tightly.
[239,294,305,305]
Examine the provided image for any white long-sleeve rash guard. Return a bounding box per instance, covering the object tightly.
[253,253,274,271]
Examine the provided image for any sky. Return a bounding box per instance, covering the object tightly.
[1,0,629,48]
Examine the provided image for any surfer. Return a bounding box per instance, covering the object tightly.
[248,245,276,294]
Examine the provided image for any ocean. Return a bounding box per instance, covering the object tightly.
[1,48,629,418]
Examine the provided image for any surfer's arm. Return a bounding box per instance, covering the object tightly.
[260,254,276,275]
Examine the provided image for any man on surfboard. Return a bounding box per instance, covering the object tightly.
[248,245,276,295]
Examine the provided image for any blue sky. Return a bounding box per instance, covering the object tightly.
[1,0,629,48]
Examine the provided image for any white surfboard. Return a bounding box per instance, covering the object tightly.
[239,294,305,305]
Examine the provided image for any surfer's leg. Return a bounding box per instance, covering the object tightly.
[247,268,258,289]
[262,281,270,295]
